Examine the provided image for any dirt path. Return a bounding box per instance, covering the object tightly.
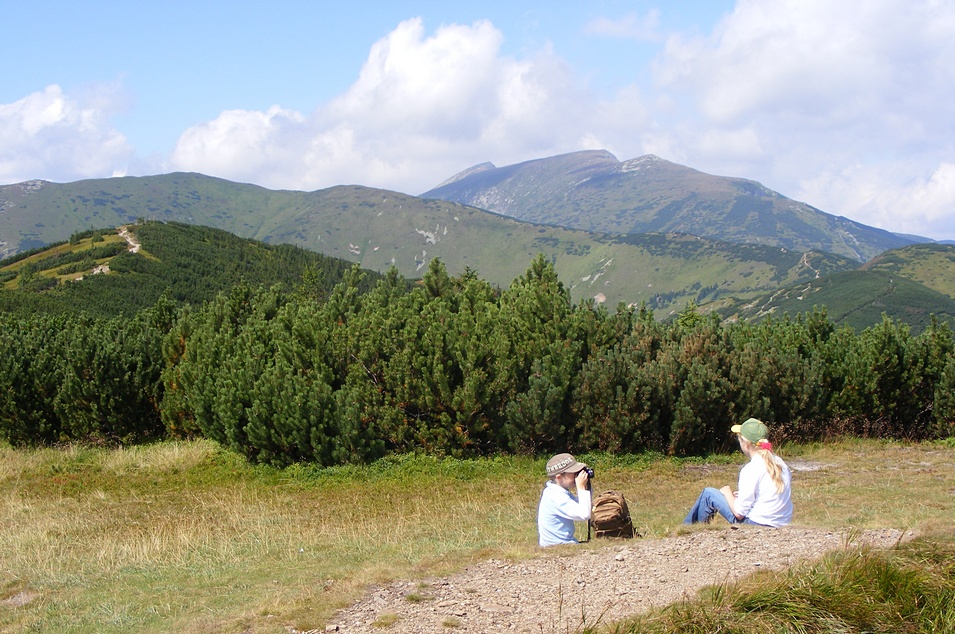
[321,526,910,633]
[118,225,141,253]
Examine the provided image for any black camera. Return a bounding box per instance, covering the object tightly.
[580,466,595,479]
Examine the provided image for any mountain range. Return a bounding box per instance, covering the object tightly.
[1,150,953,327]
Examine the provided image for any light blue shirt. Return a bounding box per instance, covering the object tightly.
[537,481,592,547]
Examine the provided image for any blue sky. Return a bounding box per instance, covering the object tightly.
[3,0,954,241]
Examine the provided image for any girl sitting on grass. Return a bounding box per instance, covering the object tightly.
[683,418,792,527]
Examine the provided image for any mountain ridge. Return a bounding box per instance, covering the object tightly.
[2,150,951,325]
[706,261,955,333]
[422,150,920,261]
[0,172,861,314]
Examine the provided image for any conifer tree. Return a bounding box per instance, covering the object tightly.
[904,316,954,439]
[667,316,735,455]
[572,307,669,452]
[729,316,813,432]
[497,255,581,453]
[54,314,165,444]
[0,315,66,444]
[933,355,955,438]
[829,316,912,436]
[241,304,339,466]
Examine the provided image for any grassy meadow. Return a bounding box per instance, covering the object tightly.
[1,438,954,633]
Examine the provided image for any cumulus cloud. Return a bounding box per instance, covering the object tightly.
[169,106,307,186]
[6,2,955,241]
[799,161,955,240]
[651,0,955,239]
[0,84,133,184]
[169,18,598,194]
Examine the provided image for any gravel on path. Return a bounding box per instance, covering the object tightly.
[318,526,910,634]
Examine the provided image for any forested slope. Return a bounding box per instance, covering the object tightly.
[2,255,953,465]
[0,221,386,318]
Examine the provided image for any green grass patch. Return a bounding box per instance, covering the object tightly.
[0,438,953,633]
[0,232,128,290]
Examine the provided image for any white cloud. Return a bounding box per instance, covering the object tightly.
[697,127,764,163]
[169,106,307,185]
[651,0,955,240]
[159,5,955,241]
[169,18,596,194]
[0,84,132,184]
[329,19,504,136]
[5,3,955,242]
[800,161,955,240]
[659,3,878,125]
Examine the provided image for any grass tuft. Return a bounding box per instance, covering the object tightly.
[616,531,955,633]
[371,612,400,628]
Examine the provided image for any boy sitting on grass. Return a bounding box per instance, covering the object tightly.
[537,453,592,546]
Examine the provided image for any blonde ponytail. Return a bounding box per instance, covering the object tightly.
[756,447,785,493]
[740,437,785,493]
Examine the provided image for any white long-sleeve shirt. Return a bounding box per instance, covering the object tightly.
[537,481,592,547]
[735,453,793,527]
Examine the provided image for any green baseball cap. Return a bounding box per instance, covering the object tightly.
[731,418,770,443]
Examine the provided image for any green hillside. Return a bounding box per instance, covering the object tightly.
[0,174,860,315]
[704,243,955,332]
[707,269,955,333]
[16,218,949,334]
[861,242,955,298]
[0,221,384,318]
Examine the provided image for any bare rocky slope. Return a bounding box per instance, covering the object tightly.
[317,525,910,633]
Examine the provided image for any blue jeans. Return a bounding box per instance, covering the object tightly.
[683,487,742,525]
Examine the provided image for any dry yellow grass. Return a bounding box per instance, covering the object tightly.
[0,438,953,633]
